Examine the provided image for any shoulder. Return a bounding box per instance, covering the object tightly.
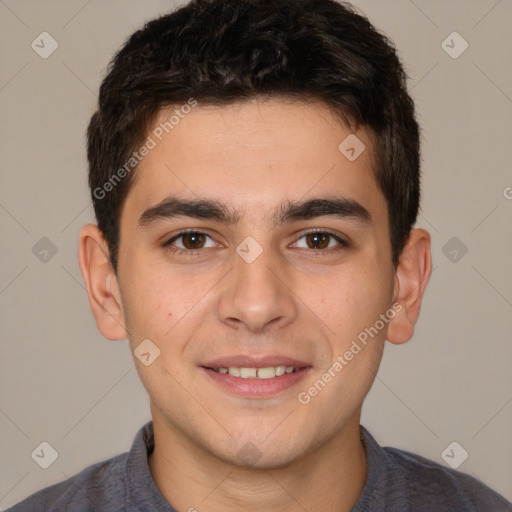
[356,425,512,511]
[7,421,176,512]
[383,444,512,511]
[6,452,129,512]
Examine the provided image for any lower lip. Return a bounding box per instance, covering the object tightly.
[201,367,312,398]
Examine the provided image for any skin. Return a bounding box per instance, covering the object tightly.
[79,98,431,512]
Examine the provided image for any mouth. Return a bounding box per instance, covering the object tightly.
[200,356,312,397]
[205,365,300,379]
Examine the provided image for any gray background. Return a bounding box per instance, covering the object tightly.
[1,0,511,508]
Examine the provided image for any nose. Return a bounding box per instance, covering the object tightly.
[217,243,298,333]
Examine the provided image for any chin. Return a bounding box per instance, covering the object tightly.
[213,425,314,470]
[216,440,307,471]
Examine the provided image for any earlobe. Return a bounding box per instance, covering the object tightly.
[78,224,127,341]
[386,228,432,345]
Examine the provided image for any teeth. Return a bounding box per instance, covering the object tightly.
[275,366,286,376]
[214,365,298,379]
[257,367,277,379]
[240,367,257,378]
[228,367,241,377]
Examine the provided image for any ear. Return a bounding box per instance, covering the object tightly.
[78,224,127,341]
[386,228,432,345]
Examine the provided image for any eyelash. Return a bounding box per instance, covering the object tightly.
[162,229,349,256]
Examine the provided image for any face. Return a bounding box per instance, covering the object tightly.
[114,98,396,468]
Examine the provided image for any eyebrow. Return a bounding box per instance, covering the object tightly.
[137,196,372,228]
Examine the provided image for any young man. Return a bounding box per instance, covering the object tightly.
[8,0,512,510]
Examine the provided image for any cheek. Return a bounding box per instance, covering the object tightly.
[117,257,174,340]
[121,258,217,343]
[321,262,393,342]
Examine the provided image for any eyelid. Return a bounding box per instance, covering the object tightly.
[163,228,219,250]
[293,227,349,246]
[163,228,349,254]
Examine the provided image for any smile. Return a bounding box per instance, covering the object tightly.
[208,365,298,379]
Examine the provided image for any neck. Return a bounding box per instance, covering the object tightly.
[148,411,368,512]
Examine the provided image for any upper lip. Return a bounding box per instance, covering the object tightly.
[201,355,311,369]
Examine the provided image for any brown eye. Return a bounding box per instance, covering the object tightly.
[293,230,348,252]
[181,232,207,249]
[305,232,331,249]
[164,231,217,253]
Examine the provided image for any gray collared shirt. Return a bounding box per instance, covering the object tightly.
[7,421,512,511]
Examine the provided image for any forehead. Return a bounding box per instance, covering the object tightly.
[123,98,385,224]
